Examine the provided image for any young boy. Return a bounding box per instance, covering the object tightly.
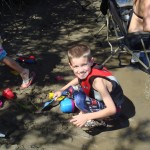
[54,44,124,128]
[0,36,35,89]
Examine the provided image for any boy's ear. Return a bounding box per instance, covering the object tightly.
[69,62,73,70]
[90,57,94,66]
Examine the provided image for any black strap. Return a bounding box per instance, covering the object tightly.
[133,9,143,20]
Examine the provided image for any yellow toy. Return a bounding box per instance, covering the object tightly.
[48,92,65,101]
[41,92,65,111]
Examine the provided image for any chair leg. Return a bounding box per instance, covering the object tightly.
[101,47,120,67]
[140,39,150,67]
[94,23,106,37]
[118,51,122,67]
[123,45,150,70]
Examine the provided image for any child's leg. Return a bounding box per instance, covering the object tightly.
[2,56,34,89]
[85,96,105,112]
[74,91,105,113]
[74,91,109,128]
[74,91,90,113]
[0,41,35,88]
[2,56,25,74]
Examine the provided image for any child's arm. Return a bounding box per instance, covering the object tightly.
[87,77,117,119]
[70,78,117,127]
[54,77,79,99]
[60,77,79,91]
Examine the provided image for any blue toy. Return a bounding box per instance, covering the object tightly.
[60,97,75,113]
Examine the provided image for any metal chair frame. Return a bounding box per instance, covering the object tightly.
[99,0,150,73]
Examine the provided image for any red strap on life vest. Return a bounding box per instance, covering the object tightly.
[80,66,112,96]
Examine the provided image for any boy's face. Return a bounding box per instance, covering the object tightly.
[69,57,93,79]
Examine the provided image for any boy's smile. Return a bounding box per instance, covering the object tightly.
[69,57,92,79]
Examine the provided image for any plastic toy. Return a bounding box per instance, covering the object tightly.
[41,92,65,111]
[60,97,75,113]
[2,88,15,100]
[48,92,65,101]
[55,76,64,81]
[16,55,36,64]
[41,90,76,112]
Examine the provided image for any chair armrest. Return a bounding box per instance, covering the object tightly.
[125,32,150,50]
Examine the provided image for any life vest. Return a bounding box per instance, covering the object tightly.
[79,64,124,106]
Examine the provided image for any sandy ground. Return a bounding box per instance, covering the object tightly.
[0,0,150,150]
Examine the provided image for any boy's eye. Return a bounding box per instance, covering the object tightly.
[73,66,78,68]
[82,63,88,66]
[72,63,89,69]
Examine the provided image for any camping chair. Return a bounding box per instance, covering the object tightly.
[100,0,150,73]
[95,0,132,51]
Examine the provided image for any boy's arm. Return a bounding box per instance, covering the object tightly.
[143,0,150,32]
[85,78,117,120]
[54,77,79,99]
[70,78,117,127]
[60,77,79,91]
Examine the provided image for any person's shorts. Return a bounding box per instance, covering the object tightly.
[0,48,7,61]
[74,90,122,119]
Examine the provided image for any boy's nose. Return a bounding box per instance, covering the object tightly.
[78,67,84,73]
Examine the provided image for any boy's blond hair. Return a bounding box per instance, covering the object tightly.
[67,44,91,64]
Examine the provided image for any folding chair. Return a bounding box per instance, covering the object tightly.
[100,0,150,73]
[95,0,132,51]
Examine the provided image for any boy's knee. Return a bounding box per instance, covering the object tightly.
[74,91,86,107]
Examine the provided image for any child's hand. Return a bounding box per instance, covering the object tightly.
[54,90,62,100]
[70,113,89,128]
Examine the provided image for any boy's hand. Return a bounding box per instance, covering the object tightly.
[54,90,62,100]
[70,113,88,128]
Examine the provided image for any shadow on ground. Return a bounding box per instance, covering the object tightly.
[0,0,150,150]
